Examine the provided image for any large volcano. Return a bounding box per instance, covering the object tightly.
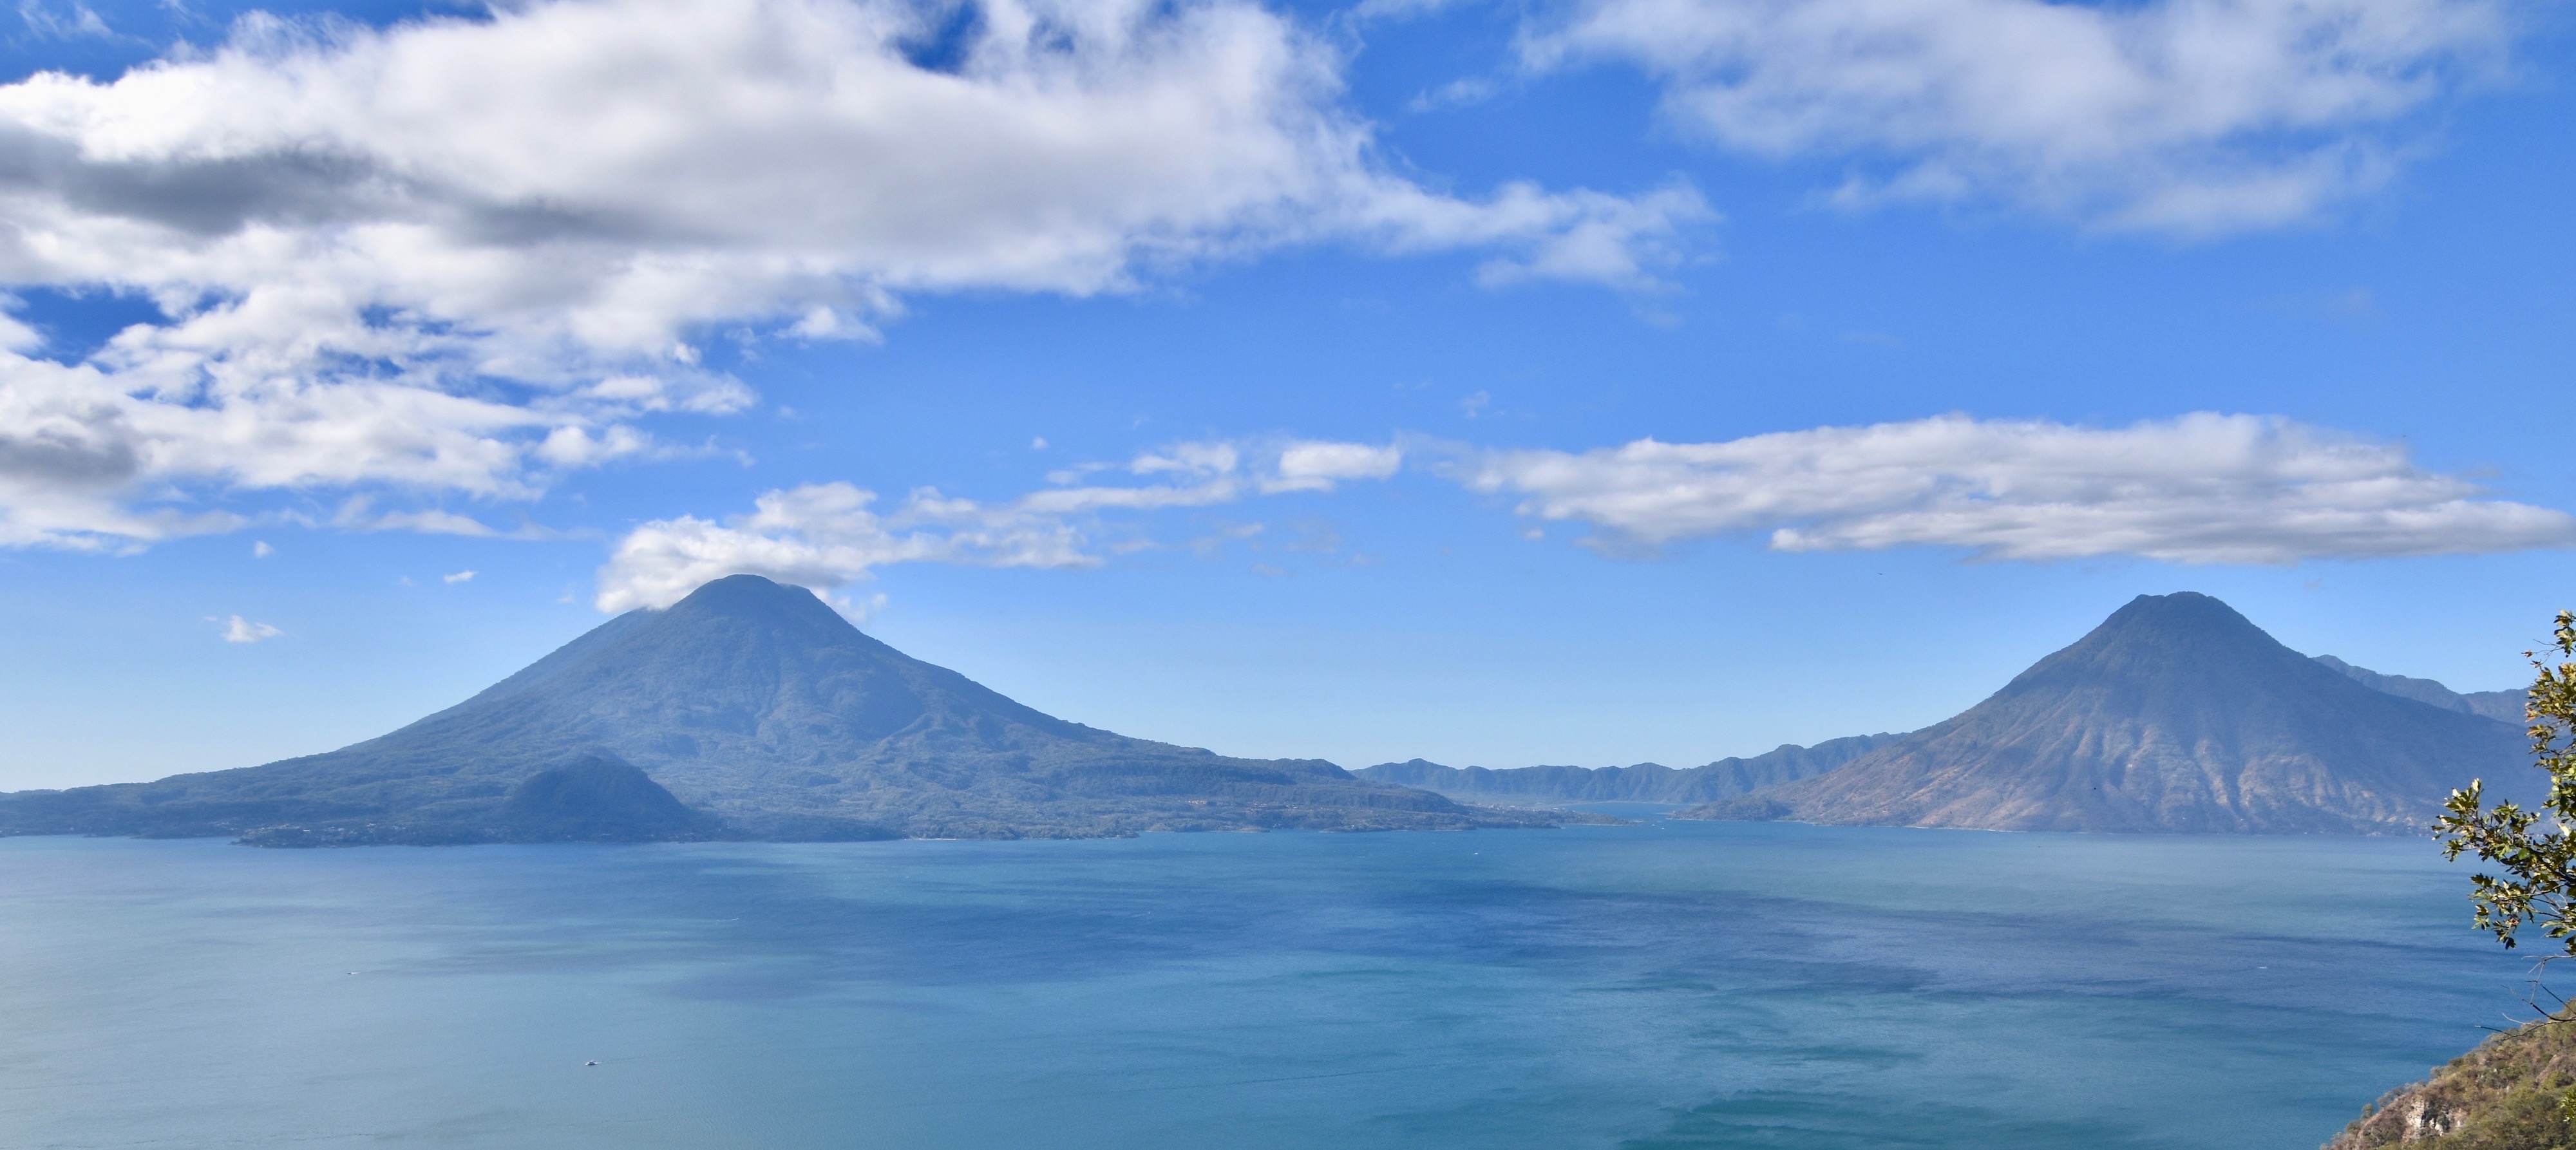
[1,575,1528,844]
[1712,592,2534,834]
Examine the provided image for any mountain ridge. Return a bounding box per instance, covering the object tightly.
[2312,654,2526,724]
[1678,593,2535,834]
[1353,734,1902,806]
[0,576,1551,844]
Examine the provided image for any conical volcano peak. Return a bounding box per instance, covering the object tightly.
[2082,592,2279,652]
[0,569,1539,843]
[2003,590,2313,694]
[2106,590,2248,627]
[1743,590,2532,834]
[658,573,841,624]
[620,572,933,680]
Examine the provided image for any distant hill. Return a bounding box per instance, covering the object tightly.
[1679,593,2535,834]
[2313,654,2527,724]
[0,576,1546,844]
[1354,734,1901,806]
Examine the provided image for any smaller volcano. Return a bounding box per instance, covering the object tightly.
[1733,593,2533,834]
[494,753,720,842]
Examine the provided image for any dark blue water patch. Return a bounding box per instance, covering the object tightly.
[0,825,2537,1150]
[1626,1091,2177,1150]
[386,831,2483,1040]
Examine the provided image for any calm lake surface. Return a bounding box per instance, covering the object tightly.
[0,821,2536,1149]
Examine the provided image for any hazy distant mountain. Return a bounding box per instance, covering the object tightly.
[0,576,1542,844]
[2313,654,2527,724]
[1354,734,1902,806]
[1681,593,2535,834]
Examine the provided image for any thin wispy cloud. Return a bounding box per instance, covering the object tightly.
[1461,414,2576,563]
[1521,0,2516,233]
[595,437,1405,610]
[597,482,1092,613]
[0,0,1706,552]
[214,615,281,643]
[15,0,116,40]
[597,413,2576,612]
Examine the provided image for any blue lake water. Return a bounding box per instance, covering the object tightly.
[0,822,2539,1149]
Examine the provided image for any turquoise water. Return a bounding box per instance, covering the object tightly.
[0,822,2535,1149]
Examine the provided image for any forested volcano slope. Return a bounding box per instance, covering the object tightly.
[1,576,1532,843]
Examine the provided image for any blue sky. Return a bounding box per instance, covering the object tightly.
[1,0,2570,790]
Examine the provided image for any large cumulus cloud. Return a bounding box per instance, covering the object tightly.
[0,0,1707,547]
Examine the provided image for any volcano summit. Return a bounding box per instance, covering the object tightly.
[0,576,1538,844]
[1693,592,2535,834]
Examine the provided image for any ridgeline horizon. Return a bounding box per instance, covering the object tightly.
[1375,592,2537,834]
[0,574,1555,844]
[0,580,2537,844]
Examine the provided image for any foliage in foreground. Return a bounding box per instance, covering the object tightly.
[2325,1022,2576,1149]
[2334,611,2576,1149]
[2438,611,2576,996]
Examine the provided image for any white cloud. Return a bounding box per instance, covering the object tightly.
[819,589,892,622]
[1459,413,2576,563]
[16,0,116,41]
[596,436,1403,609]
[1408,75,1500,113]
[1270,440,1403,491]
[251,540,272,557]
[442,569,475,583]
[0,0,1706,552]
[1522,0,2514,232]
[1127,441,1243,480]
[327,497,495,537]
[216,614,281,643]
[0,337,633,549]
[1360,181,1714,289]
[597,482,1097,612]
[600,416,2576,609]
